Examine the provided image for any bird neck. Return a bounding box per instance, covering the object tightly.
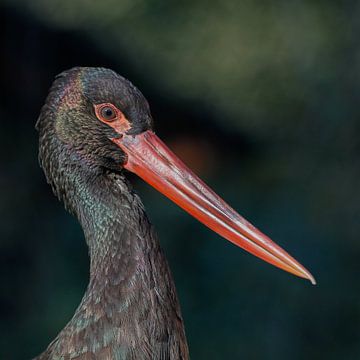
[77,171,152,285]
[42,165,189,359]
[71,168,166,311]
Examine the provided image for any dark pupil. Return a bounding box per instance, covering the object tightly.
[102,107,114,119]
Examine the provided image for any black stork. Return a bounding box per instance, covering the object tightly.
[34,67,315,359]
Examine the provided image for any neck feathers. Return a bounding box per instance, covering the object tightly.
[36,169,189,359]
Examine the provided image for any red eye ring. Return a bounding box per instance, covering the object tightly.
[94,103,131,133]
[95,103,118,122]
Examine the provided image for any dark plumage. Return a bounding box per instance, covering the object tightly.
[35,68,188,359]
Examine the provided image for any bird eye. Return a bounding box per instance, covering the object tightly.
[100,106,117,121]
[94,103,131,133]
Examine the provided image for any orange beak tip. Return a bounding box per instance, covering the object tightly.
[308,274,317,286]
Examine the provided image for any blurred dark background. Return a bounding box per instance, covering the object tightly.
[0,1,359,359]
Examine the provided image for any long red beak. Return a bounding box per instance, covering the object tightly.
[113,130,315,284]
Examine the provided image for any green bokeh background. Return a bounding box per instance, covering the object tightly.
[0,1,359,359]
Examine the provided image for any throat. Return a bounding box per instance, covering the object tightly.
[43,170,188,359]
[76,171,160,310]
